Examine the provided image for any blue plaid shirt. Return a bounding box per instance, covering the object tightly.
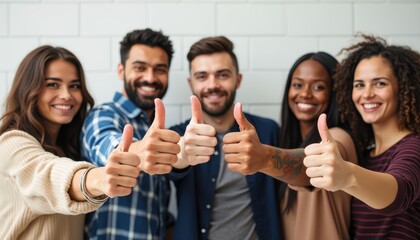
[81,92,170,240]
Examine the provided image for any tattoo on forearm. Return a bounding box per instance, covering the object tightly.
[273,149,305,180]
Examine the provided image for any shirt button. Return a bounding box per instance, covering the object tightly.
[201,228,206,233]
[206,204,211,209]
[211,178,216,182]
[214,151,219,156]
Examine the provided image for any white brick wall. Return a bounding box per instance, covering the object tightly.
[1,0,420,125]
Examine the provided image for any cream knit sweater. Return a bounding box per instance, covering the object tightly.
[0,130,101,239]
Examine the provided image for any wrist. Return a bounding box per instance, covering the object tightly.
[80,167,109,205]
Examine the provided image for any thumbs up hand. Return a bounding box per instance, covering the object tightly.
[176,95,217,168]
[303,113,350,191]
[222,102,268,175]
[130,98,181,174]
[102,124,141,197]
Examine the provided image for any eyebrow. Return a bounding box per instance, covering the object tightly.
[292,77,328,83]
[193,68,232,76]
[45,77,80,83]
[132,61,168,68]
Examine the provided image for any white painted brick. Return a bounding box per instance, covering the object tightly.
[389,37,420,52]
[217,4,285,35]
[0,72,7,115]
[355,4,420,35]
[164,105,182,129]
[10,4,78,36]
[170,37,183,71]
[81,4,147,36]
[236,71,285,104]
[319,36,355,61]
[248,105,281,124]
[0,38,39,71]
[0,5,7,36]
[165,71,191,104]
[148,3,215,35]
[85,72,122,105]
[287,4,352,36]
[250,37,318,70]
[181,104,192,123]
[41,38,111,71]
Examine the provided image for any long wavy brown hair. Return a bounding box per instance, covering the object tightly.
[335,34,420,153]
[0,45,94,159]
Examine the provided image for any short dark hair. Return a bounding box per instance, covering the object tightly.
[335,34,420,151]
[119,28,174,67]
[187,36,239,73]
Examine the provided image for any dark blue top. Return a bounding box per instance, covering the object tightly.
[169,112,283,240]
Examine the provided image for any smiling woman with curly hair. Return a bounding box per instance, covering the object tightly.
[304,35,420,240]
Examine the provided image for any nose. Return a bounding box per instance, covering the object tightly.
[299,85,312,98]
[58,87,72,100]
[362,85,375,98]
[142,67,156,83]
[207,75,219,88]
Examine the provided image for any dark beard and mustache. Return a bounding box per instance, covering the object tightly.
[124,78,168,111]
[200,88,236,117]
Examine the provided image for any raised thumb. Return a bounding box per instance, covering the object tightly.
[190,95,203,124]
[118,124,134,152]
[234,102,254,131]
[317,113,333,143]
[151,98,165,129]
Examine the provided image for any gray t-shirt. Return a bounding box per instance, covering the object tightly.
[207,132,258,240]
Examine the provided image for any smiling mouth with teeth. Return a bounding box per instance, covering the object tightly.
[363,103,380,109]
[53,105,72,110]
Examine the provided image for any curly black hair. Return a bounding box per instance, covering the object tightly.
[335,34,420,152]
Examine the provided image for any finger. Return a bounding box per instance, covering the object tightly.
[234,102,255,131]
[151,98,165,129]
[317,113,333,144]
[190,95,203,124]
[118,124,134,152]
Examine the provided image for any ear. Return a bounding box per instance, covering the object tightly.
[236,73,243,89]
[188,77,193,89]
[117,63,124,81]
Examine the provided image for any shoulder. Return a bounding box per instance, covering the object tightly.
[0,130,39,145]
[169,119,190,134]
[243,112,279,130]
[330,127,358,164]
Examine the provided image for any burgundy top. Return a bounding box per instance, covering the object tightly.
[351,133,420,240]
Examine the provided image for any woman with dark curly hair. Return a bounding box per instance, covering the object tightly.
[0,45,140,239]
[304,35,420,239]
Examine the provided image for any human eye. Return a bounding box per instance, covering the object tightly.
[134,65,146,72]
[218,71,231,80]
[312,84,327,91]
[195,73,207,81]
[69,82,81,90]
[45,81,59,89]
[155,66,168,74]
[291,82,302,89]
[353,82,364,89]
[374,81,387,87]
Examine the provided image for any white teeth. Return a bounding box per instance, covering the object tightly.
[297,103,315,109]
[54,105,71,110]
[364,103,379,109]
[141,86,156,92]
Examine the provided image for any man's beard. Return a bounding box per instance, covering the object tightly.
[200,89,236,117]
[124,77,168,111]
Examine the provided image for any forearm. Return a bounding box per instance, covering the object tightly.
[259,145,310,186]
[343,163,398,209]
